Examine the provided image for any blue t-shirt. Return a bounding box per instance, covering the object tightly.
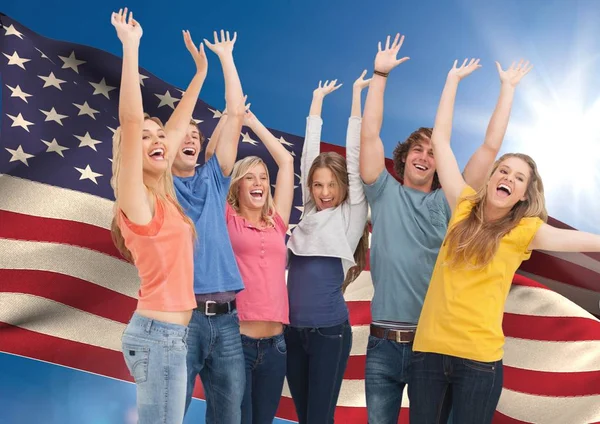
[173,155,244,294]
[287,252,347,328]
[364,170,451,324]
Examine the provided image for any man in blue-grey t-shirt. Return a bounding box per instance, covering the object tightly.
[359,34,525,423]
[171,31,246,423]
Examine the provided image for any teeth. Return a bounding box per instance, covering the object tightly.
[415,164,427,171]
[182,147,196,155]
[250,190,263,195]
[149,148,164,156]
[498,184,512,194]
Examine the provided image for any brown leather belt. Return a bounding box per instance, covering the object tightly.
[370,324,415,343]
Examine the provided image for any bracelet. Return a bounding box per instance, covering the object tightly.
[374,69,389,78]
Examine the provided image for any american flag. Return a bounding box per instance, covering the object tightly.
[1,13,599,424]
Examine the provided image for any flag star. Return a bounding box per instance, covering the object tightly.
[38,72,67,90]
[155,90,179,109]
[295,205,304,213]
[107,126,117,134]
[279,136,294,147]
[75,165,103,184]
[192,117,203,124]
[59,51,86,73]
[89,78,116,99]
[208,107,223,118]
[42,138,69,157]
[74,132,102,151]
[290,150,296,156]
[294,173,301,180]
[3,24,24,39]
[35,47,54,63]
[6,84,32,103]
[139,74,149,86]
[6,113,35,132]
[73,101,100,119]
[40,107,69,125]
[241,132,259,146]
[3,51,31,70]
[286,224,298,236]
[6,145,34,166]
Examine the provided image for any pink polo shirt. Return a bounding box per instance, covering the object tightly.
[226,203,289,324]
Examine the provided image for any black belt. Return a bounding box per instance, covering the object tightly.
[370,324,415,343]
[195,299,236,316]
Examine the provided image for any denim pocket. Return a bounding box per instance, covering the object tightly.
[122,343,150,383]
[462,358,497,373]
[410,351,426,363]
[366,335,383,351]
[275,337,287,355]
[316,322,347,339]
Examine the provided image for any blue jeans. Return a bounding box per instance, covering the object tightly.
[408,352,503,424]
[285,321,352,424]
[184,309,246,424]
[241,332,287,424]
[364,334,413,424]
[121,313,189,424]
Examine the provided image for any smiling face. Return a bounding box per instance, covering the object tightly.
[311,166,341,210]
[402,138,436,191]
[142,118,168,176]
[237,162,269,211]
[172,123,202,176]
[486,156,531,212]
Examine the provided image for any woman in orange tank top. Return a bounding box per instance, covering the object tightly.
[109,8,208,423]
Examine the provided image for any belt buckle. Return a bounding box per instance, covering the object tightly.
[204,300,216,316]
[395,330,407,343]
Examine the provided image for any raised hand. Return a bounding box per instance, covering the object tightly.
[111,8,142,45]
[242,105,257,128]
[203,30,237,58]
[183,30,208,77]
[313,80,342,98]
[353,69,372,91]
[374,33,410,74]
[496,60,533,87]
[447,58,482,82]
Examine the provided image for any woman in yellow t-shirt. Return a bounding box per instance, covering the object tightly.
[408,59,600,424]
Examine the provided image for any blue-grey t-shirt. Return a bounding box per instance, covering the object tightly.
[173,155,244,294]
[364,170,451,323]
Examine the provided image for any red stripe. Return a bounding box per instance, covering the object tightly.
[0,210,125,260]
[348,301,372,326]
[521,251,600,293]
[504,365,600,396]
[513,273,556,290]
[344,355,367,379]
[503,313,600,342]
[0,269,136,323]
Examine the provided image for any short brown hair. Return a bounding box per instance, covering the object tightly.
[392,127,440,190]
[189,120,206,146]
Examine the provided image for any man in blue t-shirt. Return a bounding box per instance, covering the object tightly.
[359,34,529,423]
[170,31,246,423]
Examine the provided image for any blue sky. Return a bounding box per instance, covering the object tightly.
[2,0,600,232]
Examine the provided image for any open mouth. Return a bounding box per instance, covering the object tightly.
[250,189,263,199]
[182,147,196,157]
[148,147,165,161]
[414,163,428,172]
[496,183,512,198]
[320,197,334,207]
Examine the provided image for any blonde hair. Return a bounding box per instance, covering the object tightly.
[227,156,276,228]
[307,152,369,292]
[110,115,196,261]
[444,153,547,268]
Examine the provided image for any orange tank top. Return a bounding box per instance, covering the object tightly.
[118,197,196,312]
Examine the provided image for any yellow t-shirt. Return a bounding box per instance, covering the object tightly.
[413,185,543,362]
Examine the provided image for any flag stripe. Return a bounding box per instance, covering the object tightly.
[503,313,600,341]
[521,252,600,292]
[503,365,600,396]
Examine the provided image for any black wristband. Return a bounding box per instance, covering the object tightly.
[374,69,389,78]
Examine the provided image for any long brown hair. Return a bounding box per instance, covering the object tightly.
[443,153,547,269]
[307,152,369,292]
[110,115,196,262]
[227,156,276,228]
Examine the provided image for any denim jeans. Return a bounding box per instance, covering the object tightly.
[121,312,189,424]
[241,332,287,424]
[184,309,246,424]
[408,352,503,424]
[285,321,352,424]
[364,334,413,424]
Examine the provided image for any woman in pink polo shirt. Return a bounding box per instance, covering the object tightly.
[224,107,295,424]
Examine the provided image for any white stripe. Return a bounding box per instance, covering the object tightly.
[0,174,113,229]
[497,388,600,424]
[0,293,124,352]
[506,283,600,321]
[349,324,369,356]
[0,238,139,298]
[518,271,600,317]
[503,337,600,372]
[343,271,374,302]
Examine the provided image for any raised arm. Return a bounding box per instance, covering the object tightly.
[360,33,409,184]
[301,80,342,205]
[204,112,228,162]
[431,59,481,212]
[347,71,370,205]
[529,223,600,252]
[244,109,295,226]
[111,9,150,224]
[164,30,208,166]
[463,60,533,190]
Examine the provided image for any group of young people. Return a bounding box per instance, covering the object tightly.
[109,8,600,424]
